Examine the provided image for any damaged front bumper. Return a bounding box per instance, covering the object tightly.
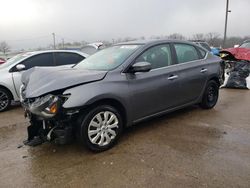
[22,93,79,147]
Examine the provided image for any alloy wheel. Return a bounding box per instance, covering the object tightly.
[88,111,119,147]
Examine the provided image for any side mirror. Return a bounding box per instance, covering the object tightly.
[234,44,240,48]
[16,64,26,71]
[130,62,151,73]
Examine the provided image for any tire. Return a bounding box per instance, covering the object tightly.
[77,105,123,152]
[200,80,219,109]
[0,88,12,112]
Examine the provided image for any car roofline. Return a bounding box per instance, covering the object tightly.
[114,39,193,46]
[20,50,89,57]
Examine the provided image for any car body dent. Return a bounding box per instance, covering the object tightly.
[22,66,108,98]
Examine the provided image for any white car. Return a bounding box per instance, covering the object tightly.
[0,50,88,112]
[81,42,105,55]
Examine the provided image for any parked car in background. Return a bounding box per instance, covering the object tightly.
[0,58,5,64]
[221,39,250,62]
[81,42,105,55]
[220,40,250,89]
[0,50,88,112]
[234,40,250,49]
[190,40,220,56]
[20,40,221,152]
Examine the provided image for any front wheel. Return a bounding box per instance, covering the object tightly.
[0,88,12,112]
[200,80,219,109]
[78,105,123,152]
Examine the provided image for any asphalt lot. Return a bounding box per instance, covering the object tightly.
[0,89,249,188]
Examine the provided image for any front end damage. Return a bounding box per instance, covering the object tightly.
[22,92,79,146]
[19,66,107,147]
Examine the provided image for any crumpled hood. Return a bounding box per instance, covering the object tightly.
[220,47,250,61]
[22,66,107,98]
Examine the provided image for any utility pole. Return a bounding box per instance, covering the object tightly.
[223,0,231,48]
[52,33,56,49]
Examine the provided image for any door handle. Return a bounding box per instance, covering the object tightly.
[200,68,208,73]
[168,75,178,80]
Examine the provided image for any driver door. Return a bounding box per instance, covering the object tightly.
[127,44,180,121]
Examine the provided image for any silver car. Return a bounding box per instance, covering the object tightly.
[0,50,88,112]
[21,40,221,152]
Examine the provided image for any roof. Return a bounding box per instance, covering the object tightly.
[116,39,191,46]
[189,40,206,43]
[21,49,89,57]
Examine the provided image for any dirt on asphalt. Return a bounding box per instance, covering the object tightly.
[0,89,249,188]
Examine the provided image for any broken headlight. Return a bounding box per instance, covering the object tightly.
[29,94,60,118]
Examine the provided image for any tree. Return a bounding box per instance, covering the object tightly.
[168,33,186,40]
[0,41,10,56]
[192,33,205,40]
[206,33,221,47]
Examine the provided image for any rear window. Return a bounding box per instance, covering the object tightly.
[197,47,207,58]
[55,52,84,66]
[199,42,211,51]
[174,44,200,64]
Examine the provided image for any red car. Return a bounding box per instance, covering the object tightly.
[0,58,5,64]
[221,40,250,61]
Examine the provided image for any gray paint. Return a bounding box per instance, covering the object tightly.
[22,40,221,126]
[22,66,107,98]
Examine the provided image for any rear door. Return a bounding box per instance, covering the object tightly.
[173,43,208,105]
[11,53,54,98]
[127,44,180,120]
[55,52,84,67]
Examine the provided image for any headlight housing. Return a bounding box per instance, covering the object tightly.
[29,94,60,118]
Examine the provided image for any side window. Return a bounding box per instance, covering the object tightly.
[197,47,207,58]
[135,44,172,69]
[55,52,84,66]
[22,53,54,69]
[174,44,200,64]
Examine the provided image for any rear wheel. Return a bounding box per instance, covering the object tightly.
[0,88,12,112]
[200,80,219,109]
[78,105,123,152]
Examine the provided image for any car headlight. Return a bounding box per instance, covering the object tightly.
[29,94,60,118]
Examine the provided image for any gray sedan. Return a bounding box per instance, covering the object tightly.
[21,40,221,152]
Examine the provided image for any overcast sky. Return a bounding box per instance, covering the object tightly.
[0,0,249,50]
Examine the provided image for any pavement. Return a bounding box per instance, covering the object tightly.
[0,89,249,188]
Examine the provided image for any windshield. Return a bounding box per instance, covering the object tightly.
[0,53,30,69]
[240,42,250,48]
[75,45,141,71]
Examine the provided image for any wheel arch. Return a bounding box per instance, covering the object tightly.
[85,98,128,127]
[208,76,220,86]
